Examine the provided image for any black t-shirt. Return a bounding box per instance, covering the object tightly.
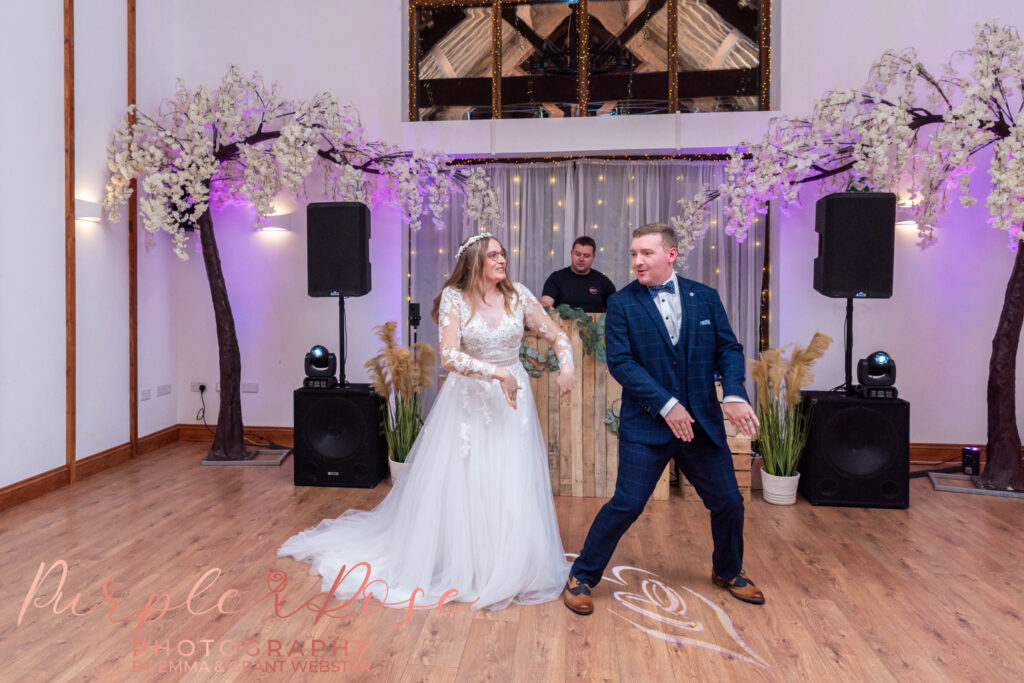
[541,267,616,313]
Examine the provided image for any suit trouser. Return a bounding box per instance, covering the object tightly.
[570,422,744,586]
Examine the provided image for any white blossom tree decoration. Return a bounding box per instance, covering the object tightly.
[105,66,500,461]
[681,21,1024,491]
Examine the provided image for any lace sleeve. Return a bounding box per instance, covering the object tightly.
[438,287,498,381]
[518,284,574,371]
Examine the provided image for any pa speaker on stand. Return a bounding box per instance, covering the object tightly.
[813,192,897,396]
[295,202,385,487]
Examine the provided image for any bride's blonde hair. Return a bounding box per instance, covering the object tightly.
[431,235,517,324]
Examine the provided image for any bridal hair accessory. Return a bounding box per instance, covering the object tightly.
[455,232,494,262]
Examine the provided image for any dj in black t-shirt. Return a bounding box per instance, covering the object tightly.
[540,237,616,313]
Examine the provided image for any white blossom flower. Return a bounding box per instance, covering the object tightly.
[104,66,500,259]
[677,21,1024,254]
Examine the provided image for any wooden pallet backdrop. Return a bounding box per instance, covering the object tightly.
[525,316,671,500]
[525,315,752,501]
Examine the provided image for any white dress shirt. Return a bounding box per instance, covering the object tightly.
[648,274,746,418]
[650,273,682,345]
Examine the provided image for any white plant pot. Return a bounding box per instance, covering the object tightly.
[388,457,406,483]
[760,467,800,505]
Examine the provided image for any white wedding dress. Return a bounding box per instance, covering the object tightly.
[279,283,574,610]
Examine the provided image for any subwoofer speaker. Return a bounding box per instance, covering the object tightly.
[798,391,910,508]
[813,192,896,298]
[307,202,371,297]
[293,385,387,487]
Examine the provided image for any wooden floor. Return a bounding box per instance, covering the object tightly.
[1,442,1022,682]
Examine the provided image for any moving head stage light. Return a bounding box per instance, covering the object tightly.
[304,345,338,389]
[857,350,897,399]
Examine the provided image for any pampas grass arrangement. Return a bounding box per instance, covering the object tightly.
[364,322,436,463]
[748,332,833,477]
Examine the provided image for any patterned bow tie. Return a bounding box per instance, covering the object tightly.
[648,279,675,296]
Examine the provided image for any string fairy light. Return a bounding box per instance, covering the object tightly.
[450,153,738,166]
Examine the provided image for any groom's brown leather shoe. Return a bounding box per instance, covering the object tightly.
[563,576,593,615]
[712,571,765,605]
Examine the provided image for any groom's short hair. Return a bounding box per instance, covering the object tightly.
[632,222,678,252]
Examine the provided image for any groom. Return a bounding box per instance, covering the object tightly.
[564,223,764,615]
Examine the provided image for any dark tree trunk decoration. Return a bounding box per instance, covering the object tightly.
[979,245,1024,490]
[197,209,249,461]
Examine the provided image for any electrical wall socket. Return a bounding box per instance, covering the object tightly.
[141,389,152,401]
[242,382,259,394]
[190,382,207,393]
[157,384,171,397]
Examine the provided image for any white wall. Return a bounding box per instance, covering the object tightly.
[0,2,67,487]
[136,229,178,437]
[134,2,183,436]
[169,202,405,428]
[75,0,130,458]
[136,0,408,429]
[140,0,1024,448]
[33,0,1015,453]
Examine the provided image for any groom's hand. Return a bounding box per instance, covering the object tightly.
[722,401,759,438]
[665,404,696,442]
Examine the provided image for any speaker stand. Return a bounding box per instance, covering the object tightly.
[339,295,348,386]
[843,297,855,396]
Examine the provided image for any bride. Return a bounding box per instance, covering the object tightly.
[279,233,576,610]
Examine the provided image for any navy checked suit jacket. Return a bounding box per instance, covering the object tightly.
[605,276,749,447]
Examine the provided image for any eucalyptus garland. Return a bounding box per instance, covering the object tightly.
[519,306,606,378]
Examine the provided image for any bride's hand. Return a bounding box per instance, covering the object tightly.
[497,368,519,409]
[557,369,575,397]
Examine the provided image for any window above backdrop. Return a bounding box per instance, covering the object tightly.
[409,0,770,121]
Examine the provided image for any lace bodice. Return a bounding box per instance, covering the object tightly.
[438,283,574,380]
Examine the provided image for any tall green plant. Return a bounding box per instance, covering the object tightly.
[382,392,425,464]
[756,398,812,477]
[364,322,436,463]
[749,333,833,477]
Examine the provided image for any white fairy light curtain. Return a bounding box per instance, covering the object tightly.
[410,159,765,404]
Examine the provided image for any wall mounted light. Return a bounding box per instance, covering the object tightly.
[894,205,918,229]
[74,198,102,223]
[257,212,292,232]
[894,194,919,230]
